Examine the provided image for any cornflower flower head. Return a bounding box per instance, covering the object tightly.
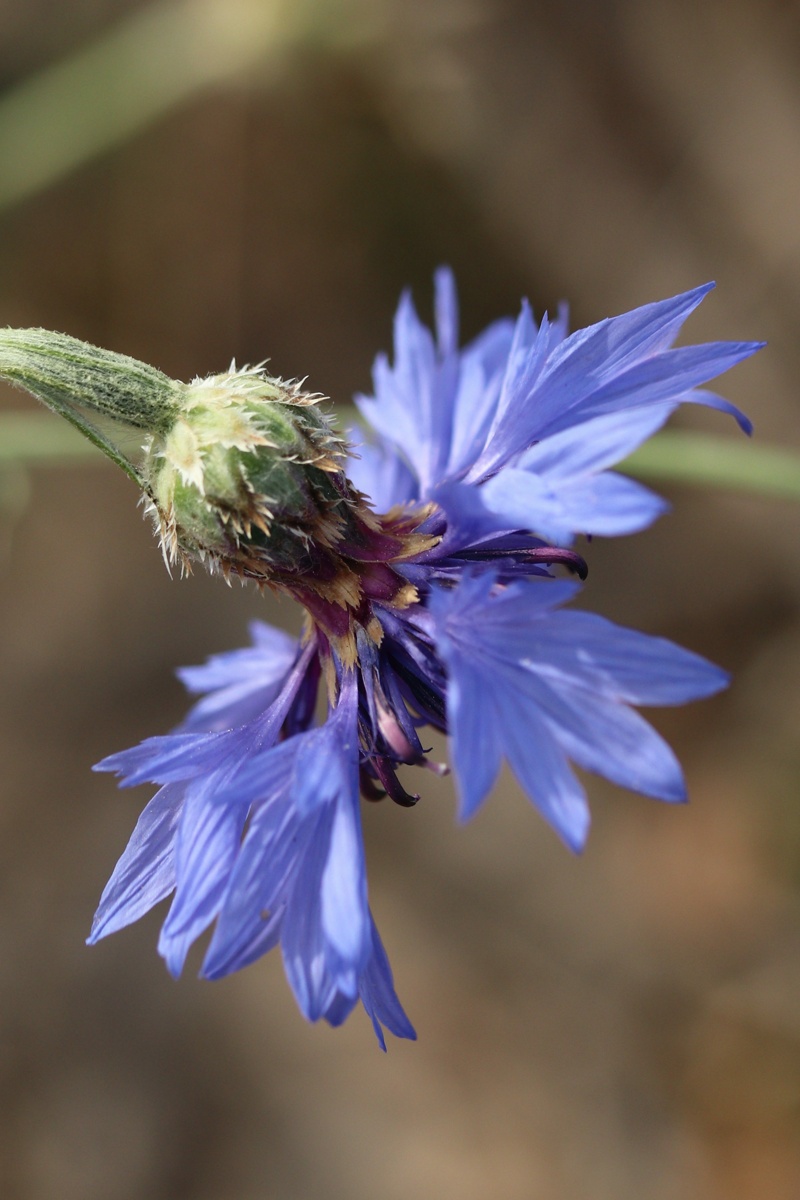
[0,272,761,1047]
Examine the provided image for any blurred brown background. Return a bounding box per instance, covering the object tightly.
[0,1,798,1197]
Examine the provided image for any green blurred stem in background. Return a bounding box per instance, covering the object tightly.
[0,0,359,213]
[619,431,800,501]
[2,413,800,502]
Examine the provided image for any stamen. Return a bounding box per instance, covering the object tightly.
[461,544,588,579]
[519,547,588,579]
[376,701,418,761]
[373,757,419,807]
[359,767,386,802]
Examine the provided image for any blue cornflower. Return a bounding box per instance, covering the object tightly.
[0,277,761,1046]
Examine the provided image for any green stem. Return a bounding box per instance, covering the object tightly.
[620,431,800,501]
[0,0,369,216]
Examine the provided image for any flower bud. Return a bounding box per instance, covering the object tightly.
[143,365,352,586]
[0,329,433,657]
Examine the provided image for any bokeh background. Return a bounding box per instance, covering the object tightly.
[0,1,798,1197]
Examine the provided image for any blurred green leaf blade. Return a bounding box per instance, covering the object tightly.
[621,431,800,502]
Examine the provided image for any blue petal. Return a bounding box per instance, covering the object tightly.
[480,467,668,543]
[199,741,301,977]
[345,432,419,512]
[293,673,360,818]
[462,316,516,377]
[492,683,591,850]
[445,350,505,479]
[548,472,669,537]
[464,288,759,479]
[202,791,301,979]
[434,265,459,355]
[203,906,284,980]
[313,676,371,981]
[281,807,342,1021]
[516,405,675,478]
[435,603,591,843]
[469,306,557,477]
[430,571,725,845]
[88,783,183,942]
[97,643,316,790]
[318,987,359,1029]
[681,388,753,435]
[94,732,223,787]
[178,622,295,695]
[444,314,516,477]
[157,783,248,977]
[205,685,372,1009]
[177,622,297,732]
[95,722,282,791]
[441,656,503,820]
[321,784,369,981]
[356,294,437,487]
[503,662,687,803]
[546,284,715,379]
[357,276,757,519]
[544,693,686,803]
[515,609,730,705]
[291,726,353,818]
[539,341,763,438]
[469,287,709,472]
[359,915,417,1050]
[455,588,727,708]
[110,724,272,794]
[356,275,470,493]
[430,479,519,554]
[281,710,371,1013]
